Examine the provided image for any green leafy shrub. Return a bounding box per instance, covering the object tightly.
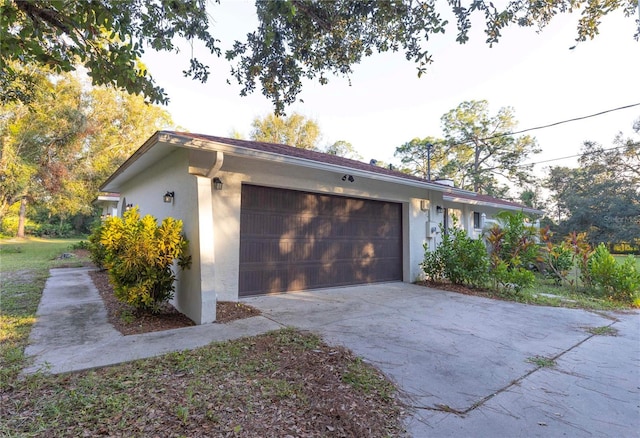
[420,246,445,282]
[588,244,640,304]
[32,222,75,237]
[564,232,593,288]
[0,215,38,237]
[97,207,191,312]
[421,219,489,288]
[492,260,535,296]
[538,227,574,285]
[70,240,90,250]
[88,223,107,270]
[588,244,618,292]
[546,244,574,283]
[485,211,538,292]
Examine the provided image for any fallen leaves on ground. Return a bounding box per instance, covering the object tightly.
[4,329,407,437]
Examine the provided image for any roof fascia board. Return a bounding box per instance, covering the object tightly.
[99,132,162,191]
[444,195,543,215]
[162,132,464,195]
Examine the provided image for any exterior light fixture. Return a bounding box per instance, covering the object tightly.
[348,175,355,183]
[341,174,355,182]
[213,177,223,190]
[420,200,430,212]
[163,191,174,203]
[125,203,133,211]
[436,205,443,214]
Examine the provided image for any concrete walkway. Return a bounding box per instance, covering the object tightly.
[24,268,640,437]
[23,267,281,374]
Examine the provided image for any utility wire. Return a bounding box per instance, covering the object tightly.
[454,102,640,169]
[478,102,640,142]
[511,144,636,169]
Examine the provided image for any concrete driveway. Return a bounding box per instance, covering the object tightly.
[244,282,640,437]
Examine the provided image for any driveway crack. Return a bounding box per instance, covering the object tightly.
[411,320,620,416]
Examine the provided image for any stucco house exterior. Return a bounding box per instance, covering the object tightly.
[100,131,542,324]
[92,193,119,219]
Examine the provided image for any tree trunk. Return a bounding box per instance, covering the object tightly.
[17,197,27,238]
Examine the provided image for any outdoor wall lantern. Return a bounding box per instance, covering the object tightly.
[436,205,444,214]
[163,191,175,203]
[213,177,223,190]
[420,200,430,212]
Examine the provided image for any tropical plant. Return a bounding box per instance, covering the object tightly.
[493,211,539,268]
[485,211,538,291]
[490,259,535,296]
[538,227,574,285]
[88,223,107,270]
[96,207,191,312]
[564,232,593,288]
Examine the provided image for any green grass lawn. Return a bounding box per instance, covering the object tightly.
[614,254,640,269]
[518,276,628,310]
[0,237,87,271]
[516,254,640,310]
[1,237,90,387]
[0,238,404,436]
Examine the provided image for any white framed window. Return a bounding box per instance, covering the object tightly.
[473,212,481,229]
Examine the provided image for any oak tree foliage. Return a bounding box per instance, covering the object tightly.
[544,120,640,249]
[1,0,219,105]
[0,66,172,236]
[2,0,637,113]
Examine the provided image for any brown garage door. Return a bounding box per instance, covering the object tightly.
[239,184,402,296]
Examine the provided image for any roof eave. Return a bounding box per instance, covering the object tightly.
[159,132,458,193]
[444,195,544,215]
[100,131,163,191]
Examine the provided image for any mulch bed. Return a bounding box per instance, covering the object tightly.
[89,269,261,336]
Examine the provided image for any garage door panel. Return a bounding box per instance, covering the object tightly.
[239,185,402,296]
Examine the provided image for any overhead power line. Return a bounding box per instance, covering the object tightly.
[459,102,640,169]
[514,144,637,169]
[478,102,640,142]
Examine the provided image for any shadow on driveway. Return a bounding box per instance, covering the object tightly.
[245,282,640,437]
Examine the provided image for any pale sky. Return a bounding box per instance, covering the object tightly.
[142,1,640,178]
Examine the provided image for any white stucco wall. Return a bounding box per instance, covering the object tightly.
[116,149,216,324]
[114,146,481,324]
[97,202,118,219]
[211,154,440,297]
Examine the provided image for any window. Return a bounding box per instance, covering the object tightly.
[473,212,481,229]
